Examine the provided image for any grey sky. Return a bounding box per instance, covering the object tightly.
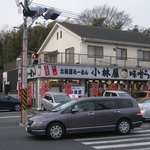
[0,0,150,30]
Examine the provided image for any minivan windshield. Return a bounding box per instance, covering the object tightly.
[51,100,75,112]
[53,95,70,103]
[118,93,131,97]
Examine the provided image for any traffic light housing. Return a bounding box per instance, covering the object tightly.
[32,53,38,65]
[22,5,61,21]
[43,7,61,20]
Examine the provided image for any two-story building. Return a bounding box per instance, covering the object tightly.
[7,22,150,109]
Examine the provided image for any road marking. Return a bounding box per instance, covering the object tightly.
[0,116,21,119]
[0,115,32,119]
[74,130,150,141]
[126,148,150,150]
[82,137,150,145]
[93,142,150,149]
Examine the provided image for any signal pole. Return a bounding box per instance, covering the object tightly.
[21,0,28,125]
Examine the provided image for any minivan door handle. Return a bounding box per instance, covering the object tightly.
[114,110,120,113]
[88,112,95,116]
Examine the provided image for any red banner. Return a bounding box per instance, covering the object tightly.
[109,84,116,90]
[27,85,32,105]
[18,82,22,100]
[64,83,72,95]
[52,65,58,75]
[92,83,99,97]
[41,82,49,102]
[44,66,50,76]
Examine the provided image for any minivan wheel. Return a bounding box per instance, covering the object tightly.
[46,123,65,140]
[117,119,131,135]
[14,104,21,111]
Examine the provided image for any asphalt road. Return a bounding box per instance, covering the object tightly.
[0,111,150,150]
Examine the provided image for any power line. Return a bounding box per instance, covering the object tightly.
[32,2,81,19]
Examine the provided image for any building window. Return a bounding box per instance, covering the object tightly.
[138,50,150,61]
[116,48,127,60]
[87,45,103,58]
[65,47,74,64]
[44,50,58,63]
[57,32,59,40]
[60,31,62,38]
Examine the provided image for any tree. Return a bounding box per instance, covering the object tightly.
[77,4,132,29]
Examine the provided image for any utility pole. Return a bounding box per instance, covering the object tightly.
[19,0,61,125]
[21,0,28,125]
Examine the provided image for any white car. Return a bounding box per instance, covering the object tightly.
[41,92,71,111]
[103,90,131,98]
[138,98,150,120]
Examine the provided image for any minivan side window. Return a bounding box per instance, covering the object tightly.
[117,99,133,108]
[73,101,95,112]
[95,100,118,110]
[105,92,111,96]
[112,93,117,97]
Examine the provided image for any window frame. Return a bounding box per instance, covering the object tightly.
[138,50,150,62]
[116,48,127,60]
[87,45,103,58]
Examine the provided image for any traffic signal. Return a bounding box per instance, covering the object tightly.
[43,7,62,20]
[32,53,38,65]
[23,5,61,21]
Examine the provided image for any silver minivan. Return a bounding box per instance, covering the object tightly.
[103,90,131,97]
[41,92,70,111]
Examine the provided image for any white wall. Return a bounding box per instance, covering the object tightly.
[43,26,81,53]
[39,24,150,68]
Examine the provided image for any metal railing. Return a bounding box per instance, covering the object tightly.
[4,53,150,71]
[44,52,149,69]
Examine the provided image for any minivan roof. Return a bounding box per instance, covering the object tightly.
[104,90,128,94]
[77,96,133,101]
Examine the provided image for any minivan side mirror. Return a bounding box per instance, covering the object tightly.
[71,108,78,113]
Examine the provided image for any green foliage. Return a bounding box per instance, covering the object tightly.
[0,21,56,68]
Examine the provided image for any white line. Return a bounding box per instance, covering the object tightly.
[126,148,150,150]
[0,116,21,119]
[133,129,150,133]
[93,142,150,150]
[0,115,33,119]
[82,137,150,145]
[74,130,150,142]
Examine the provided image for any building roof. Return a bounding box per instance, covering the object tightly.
[38,22,150,54]
[59,22,150,47]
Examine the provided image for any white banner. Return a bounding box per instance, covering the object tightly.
[18,64,150,80]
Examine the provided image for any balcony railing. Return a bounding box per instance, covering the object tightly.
[44,52,149,69]
[4,53,150,71]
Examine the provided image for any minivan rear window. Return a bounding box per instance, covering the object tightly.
[96,100,118,110]
[117,99,133,108]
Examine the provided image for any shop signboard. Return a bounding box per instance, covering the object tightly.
[18,64,150,81]
[71,86,85,97]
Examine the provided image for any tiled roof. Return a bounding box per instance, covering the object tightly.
[59,22,150,46]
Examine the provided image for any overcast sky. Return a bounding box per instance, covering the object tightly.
[0,0,150,31]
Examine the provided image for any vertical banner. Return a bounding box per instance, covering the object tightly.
[146,83,150,97]
[41,82,49,102]
[92,83,99,97]
[18,82,22,100]
[44,66,50,76]
[109,84,116,90]
[64,83,72,95]
[27,85,32,105]
[52,65,58,75]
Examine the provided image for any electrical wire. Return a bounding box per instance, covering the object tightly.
[32,2,82,20]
